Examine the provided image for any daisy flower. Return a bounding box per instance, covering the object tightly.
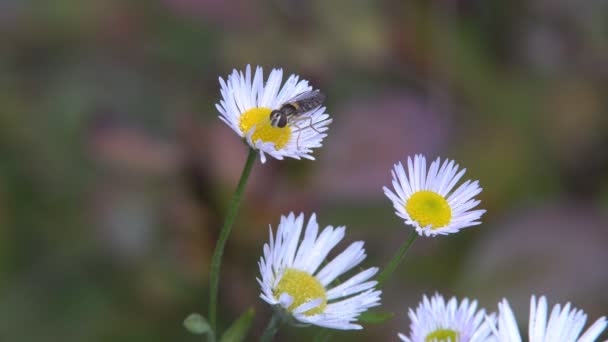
[398,293,495,342]
[493,295,607,342]
[383,154,486,237]
[216,65,332,163]
[257,213,381,330]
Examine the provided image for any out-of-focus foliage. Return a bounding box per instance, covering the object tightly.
[1,0,607,341]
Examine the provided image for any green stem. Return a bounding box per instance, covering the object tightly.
[260,314,282,342]
[208,148,258,334]
[376,230,418,287]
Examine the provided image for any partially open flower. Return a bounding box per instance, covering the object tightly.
[494,295,607,342]
[398,293,495,342]
[257,213,381,330]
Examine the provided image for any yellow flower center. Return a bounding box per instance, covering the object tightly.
[238,107,291,150]
[405,191,452,229]
[425,329,459,342]
[274,268,327,316]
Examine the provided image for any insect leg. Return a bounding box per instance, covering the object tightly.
[288,114,323,149]
[304,116,322,134]
[292,115,322,135]
[290,121,303,149]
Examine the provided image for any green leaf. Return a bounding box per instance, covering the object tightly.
[358,311,394,324]
[183,313,212,335]
[220,308,255,342]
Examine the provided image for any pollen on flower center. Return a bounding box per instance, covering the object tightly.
[425,328,459,342]
[274,268,327,316]
[238,107,291,150]
[405,191,452,229]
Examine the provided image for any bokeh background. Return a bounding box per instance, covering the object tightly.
[2,0,607,341]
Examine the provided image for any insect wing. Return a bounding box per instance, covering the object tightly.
[287,89,323,102]
[286,90,326,114]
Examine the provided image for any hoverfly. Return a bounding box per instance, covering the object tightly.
[269,90,326,128]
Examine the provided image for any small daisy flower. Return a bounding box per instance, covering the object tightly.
[398,293,495,342]
[216,65,332,163]
[383,154,486,237]
[494,295,607,342]
[257,213,382,330]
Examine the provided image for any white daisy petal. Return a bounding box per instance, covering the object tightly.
[578,317,607,342]
[398,293,495,342]
[493,295,607,342]
[278,292,294,308]
[292,213,320,269]
[301,226,345,275]
[315,241,366,286]
[530,295,547,341]
[384,154,485,237]
[258,213,381,330]
[217,65,331,163]
[325,267,379,300]
[293,298,323,315]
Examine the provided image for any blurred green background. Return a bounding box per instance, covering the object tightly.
[1,0,607,341]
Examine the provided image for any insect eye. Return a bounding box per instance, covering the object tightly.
[278,115,287,128]
[269,110,280,127]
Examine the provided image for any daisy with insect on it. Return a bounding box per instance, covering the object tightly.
[493,295,607,342]
[217,64,332,163]
[398,293,495,342]
[376,155,486,286]
[257,213,382,340]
